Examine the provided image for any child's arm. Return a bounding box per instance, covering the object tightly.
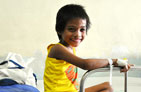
[48,44,117,70]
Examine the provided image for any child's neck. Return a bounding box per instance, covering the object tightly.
[59,41,74,53]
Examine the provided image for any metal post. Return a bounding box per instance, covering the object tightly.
[124,72,128,92]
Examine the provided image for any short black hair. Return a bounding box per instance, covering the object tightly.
[55,4,91,40]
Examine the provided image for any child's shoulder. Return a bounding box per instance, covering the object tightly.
[47,43,65,51]
[47,43,68,59]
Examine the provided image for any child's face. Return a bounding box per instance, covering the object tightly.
[60,18,86,47]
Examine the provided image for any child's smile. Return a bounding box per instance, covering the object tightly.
[60,18,86,48]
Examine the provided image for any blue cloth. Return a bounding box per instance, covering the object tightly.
[0,79,18,86]
[0,84,40,92]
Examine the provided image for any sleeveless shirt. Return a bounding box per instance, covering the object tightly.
[44,43,79,92]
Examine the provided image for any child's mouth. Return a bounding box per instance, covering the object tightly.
[71,39,81,43]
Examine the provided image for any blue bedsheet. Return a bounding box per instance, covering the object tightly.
[0,84,40,92]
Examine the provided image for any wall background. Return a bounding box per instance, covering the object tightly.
[0,0,141,78]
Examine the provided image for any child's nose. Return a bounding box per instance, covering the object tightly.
[74,30,82,37]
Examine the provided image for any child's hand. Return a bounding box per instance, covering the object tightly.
[116,58,134,72]
[120,64,134,72]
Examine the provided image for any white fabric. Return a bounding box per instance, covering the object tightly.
[117,59,128,66]
[0,52,36,87]
[117,58,128,69]
[108,59,113,85]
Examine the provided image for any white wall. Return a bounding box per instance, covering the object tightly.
[0,0,141,64]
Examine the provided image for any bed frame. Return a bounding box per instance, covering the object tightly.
[80,66,141,92]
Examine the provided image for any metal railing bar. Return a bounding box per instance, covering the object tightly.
[80,66,141,92]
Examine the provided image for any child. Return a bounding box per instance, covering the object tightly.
[44,4,132,92]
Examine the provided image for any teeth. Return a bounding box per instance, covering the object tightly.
[73,39,81,42]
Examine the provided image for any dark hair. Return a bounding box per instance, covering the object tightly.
[55,4,91,40]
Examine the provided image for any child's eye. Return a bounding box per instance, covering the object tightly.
[80,28,86,32]
[68,27,76,32]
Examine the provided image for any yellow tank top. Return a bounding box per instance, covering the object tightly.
[44,43,79,92]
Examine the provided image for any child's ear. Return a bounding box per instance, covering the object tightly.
[57,32,61,35]
[57,31,62,35]
[57,32,62,40]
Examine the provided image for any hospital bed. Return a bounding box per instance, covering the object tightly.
[80,66,141,92]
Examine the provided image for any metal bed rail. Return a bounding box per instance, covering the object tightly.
[80,66,141,92]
